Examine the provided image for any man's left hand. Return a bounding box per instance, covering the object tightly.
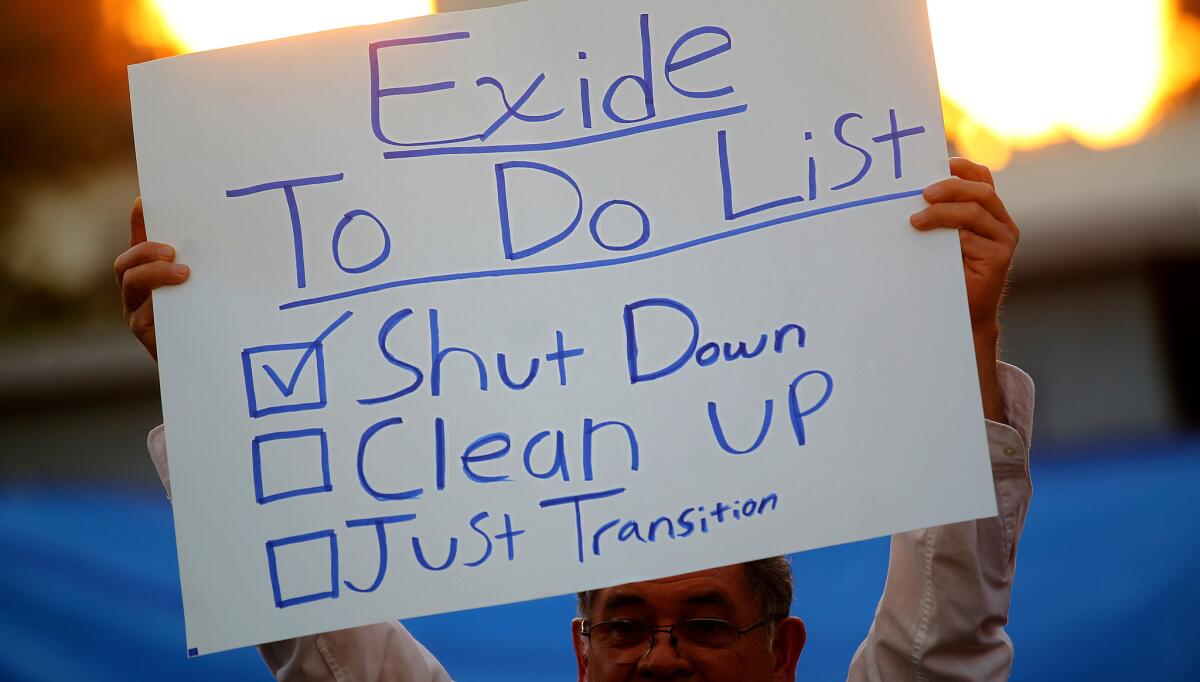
[910,157,1020,422]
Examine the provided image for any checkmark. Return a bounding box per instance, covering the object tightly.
[241,311,353,418]
[261,359,310,398]
[262,311,353,396]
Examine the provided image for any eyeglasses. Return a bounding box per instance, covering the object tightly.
[580,616,779,658]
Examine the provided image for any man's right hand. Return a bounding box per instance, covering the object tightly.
[114,197,189,361]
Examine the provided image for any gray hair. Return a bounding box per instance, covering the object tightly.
[576,556,794,620]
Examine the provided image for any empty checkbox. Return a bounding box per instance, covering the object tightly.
[265,530,339,608]
[252,429,332,504]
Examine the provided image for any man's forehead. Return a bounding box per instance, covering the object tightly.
[590,565,751,610]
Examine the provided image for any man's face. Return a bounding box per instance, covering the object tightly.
[571,565,806,681]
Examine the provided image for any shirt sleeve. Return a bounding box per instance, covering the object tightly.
[846,362,1035,682]
[146,424,171,501]
[145,428,453,681]
[258,624,452,682]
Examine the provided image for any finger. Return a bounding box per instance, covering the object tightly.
[121,260,189,312]
[127,299,158,360]
[131,197,147,247]
[114,241,176,287]
[127,297,155,337]
[923,177,1013,225]
[949,157,995,187]
[960,232,1012,288]
[959,229,1006,261]
[910,201,1015,245]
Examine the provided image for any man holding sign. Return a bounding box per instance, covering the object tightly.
[121,0,1034,678]
[119,155,1032,680]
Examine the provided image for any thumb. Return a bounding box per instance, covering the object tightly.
[131,197,148,246]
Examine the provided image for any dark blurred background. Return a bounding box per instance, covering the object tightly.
[1,0,1198,679]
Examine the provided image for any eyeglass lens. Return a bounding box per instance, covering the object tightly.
[589,619,744,652]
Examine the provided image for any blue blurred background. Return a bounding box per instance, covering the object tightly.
[4,440,1200,680]
[2,0,1199,679]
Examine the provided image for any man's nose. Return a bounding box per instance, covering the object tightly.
[636,630,691,678]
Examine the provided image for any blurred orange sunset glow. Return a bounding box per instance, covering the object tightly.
[928,0,1200,168]
[121,0,1200,169]
[136,0,436,52]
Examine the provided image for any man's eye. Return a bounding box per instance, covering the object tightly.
[686,619,726,635]
[681,619,737,646]
[608,621,639,636]
[601,621,644,645]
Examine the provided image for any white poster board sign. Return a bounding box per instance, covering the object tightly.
[130,0,995,656]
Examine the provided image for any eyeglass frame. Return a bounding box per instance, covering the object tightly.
[579,615,783,657]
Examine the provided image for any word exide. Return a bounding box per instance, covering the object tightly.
[231,13,925,611]
[227,13,927,302]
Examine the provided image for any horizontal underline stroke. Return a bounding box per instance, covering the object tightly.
[279,188,925,311]
[382,104,749,159]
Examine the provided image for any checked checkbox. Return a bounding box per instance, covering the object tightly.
[241,311,353,418]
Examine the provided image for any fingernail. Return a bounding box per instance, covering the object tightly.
[172,264,190,277]
[925,186,942,200]
[910,210,926,225]
[159,246,175,259]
